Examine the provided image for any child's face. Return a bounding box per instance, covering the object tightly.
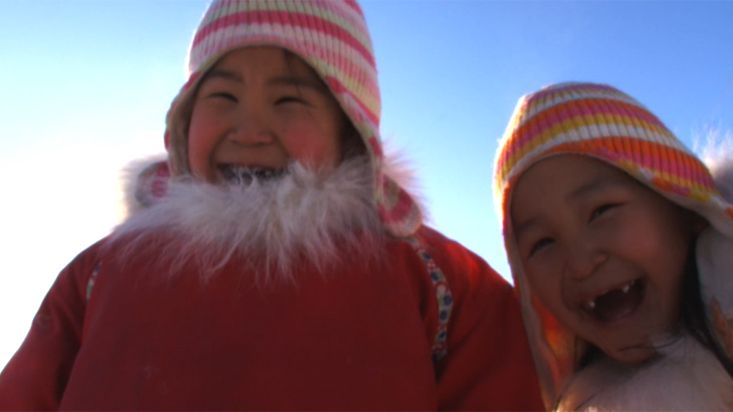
[187,46,348,183]
[511,155,695,365]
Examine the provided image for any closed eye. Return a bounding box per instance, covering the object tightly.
[528,237,554,258]
[589,203,620,221]
[207,92,238,102]
[275,95,309,106]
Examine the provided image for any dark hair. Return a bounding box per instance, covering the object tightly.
[679,241,733,376]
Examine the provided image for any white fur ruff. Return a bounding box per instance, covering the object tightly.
[698,128,733,203]
[110,157,384,283]
[558,335,733,411]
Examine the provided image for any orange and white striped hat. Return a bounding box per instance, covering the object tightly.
[495,82,733,230]
[493,82,733,408]
[163,0,421,237]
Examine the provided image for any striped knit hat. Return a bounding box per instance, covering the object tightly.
[162,0,421,237]
[493,82,733,408]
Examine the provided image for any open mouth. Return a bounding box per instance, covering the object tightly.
[581,279,645,323]
[218,165,285,185]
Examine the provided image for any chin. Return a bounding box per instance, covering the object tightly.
[607,345,656,366]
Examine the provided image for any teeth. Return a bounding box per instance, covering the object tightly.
[621,280,635,294]
[583,280,637,312]
[220,165,283,184]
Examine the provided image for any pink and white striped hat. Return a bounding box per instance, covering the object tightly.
[163,0,421,237]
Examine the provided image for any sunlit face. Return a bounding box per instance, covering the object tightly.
[511,155,696,365]
[187,46,348,183]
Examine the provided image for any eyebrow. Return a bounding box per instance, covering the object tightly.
[512,215,539,242]
[203,68,243,83]
[567,174,620,201]
[268,75,329,95]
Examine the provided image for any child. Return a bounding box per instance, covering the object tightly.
[493,81,733,410]
[0,1,543,410]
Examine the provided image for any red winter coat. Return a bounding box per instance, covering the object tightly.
[0,227,542,410]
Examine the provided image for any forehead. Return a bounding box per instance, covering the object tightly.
[514,154,627,194]
[510,155,632,219]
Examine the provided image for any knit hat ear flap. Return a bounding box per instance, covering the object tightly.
[162,0,421,237]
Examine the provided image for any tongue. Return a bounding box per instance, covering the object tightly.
[593,281,643,322]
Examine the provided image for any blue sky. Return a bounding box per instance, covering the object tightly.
[1,0,731,369]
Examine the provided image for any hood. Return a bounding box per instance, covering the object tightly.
[163,0,422,237]
[493,82,733,409]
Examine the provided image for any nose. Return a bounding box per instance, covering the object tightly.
[564,240,607,281]
[226,107,274,146]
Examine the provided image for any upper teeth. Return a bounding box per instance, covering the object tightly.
[584,280,636,311]
[221,166,282,183]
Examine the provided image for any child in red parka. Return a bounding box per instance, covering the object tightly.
[0,1,542,410]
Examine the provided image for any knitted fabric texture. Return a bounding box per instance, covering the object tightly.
[163,0,421,237]
[493,81,733,408]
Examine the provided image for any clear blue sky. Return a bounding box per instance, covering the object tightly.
[1,0,732,369]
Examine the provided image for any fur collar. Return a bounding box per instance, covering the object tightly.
[110,156,401,284]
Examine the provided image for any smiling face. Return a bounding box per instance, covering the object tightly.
[187,46,349,183]
[511,155,697,365]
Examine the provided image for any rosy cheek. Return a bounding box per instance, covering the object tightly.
[283,133,328,167]
[187,132,212,179]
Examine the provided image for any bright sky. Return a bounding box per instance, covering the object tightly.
[1,0,732,371]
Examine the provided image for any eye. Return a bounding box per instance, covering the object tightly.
[528,237,554,258]
[589,203,619,221]
[275,95,308,106]
[207,92,238,102]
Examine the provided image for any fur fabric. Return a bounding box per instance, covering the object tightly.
[557,334,733,411]
[110,156,387,284]
[698,129,733,203]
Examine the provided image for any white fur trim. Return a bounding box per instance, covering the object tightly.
[698,128,733,203]
[111,157,384,284]
[380,140,429,224]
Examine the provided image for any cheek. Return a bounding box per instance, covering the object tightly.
[625,213,691,271]
[187,111,218,177]
[525,265,563,312]
[280,118,343,168]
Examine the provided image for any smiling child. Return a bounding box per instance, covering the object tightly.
[0,1,543,410]
[494,82,733,410]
